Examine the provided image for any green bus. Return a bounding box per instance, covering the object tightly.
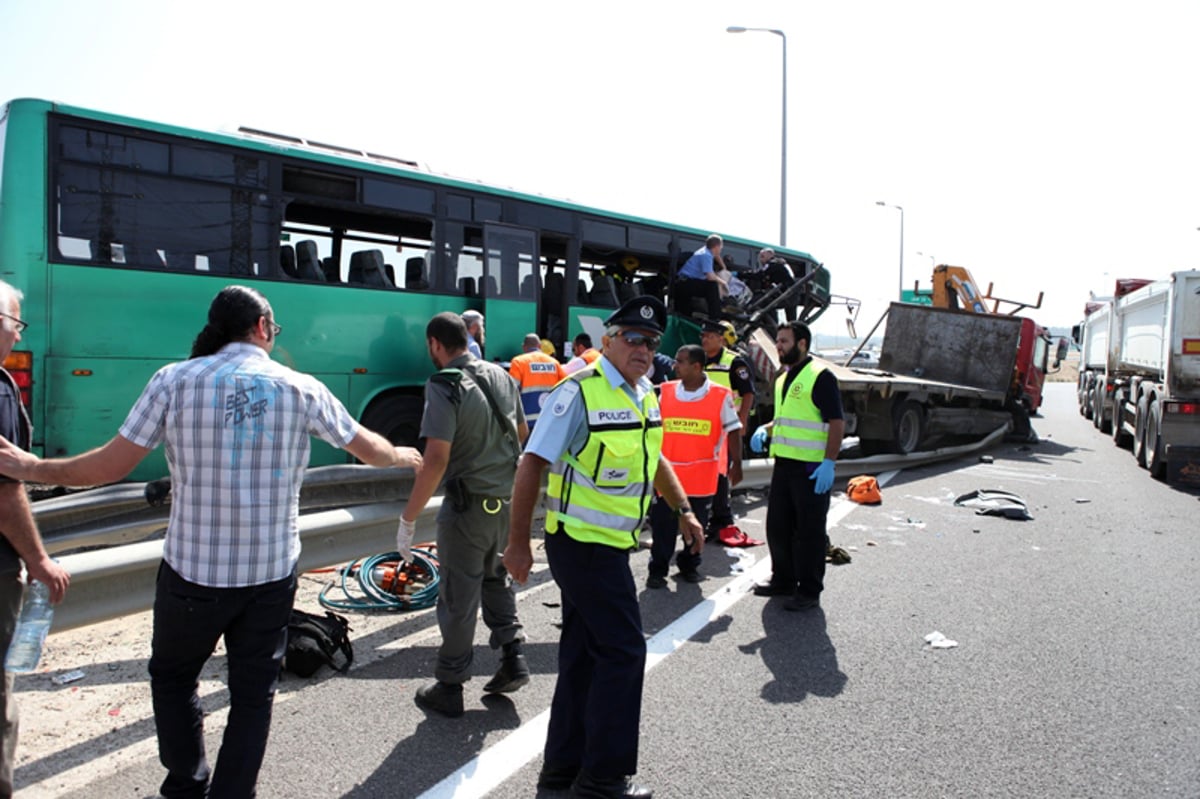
[0,98,829,480]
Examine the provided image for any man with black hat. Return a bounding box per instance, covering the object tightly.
[700,319,755,541]
[505,295,702,799]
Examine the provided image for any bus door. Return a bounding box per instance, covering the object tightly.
[482,224,539,363]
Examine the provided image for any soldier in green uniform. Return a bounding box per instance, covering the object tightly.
[400,312,529,718]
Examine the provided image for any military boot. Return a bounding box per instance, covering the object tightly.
[414,680,464,717]
[483,641,530,694]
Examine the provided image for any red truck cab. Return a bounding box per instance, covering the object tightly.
[1014,318,1052,412]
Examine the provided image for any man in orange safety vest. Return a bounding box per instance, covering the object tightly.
[645,344,743,589]
[508,333,566,431]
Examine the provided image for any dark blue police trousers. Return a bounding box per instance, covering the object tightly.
[149,562,296,799]
[543,531,646,778]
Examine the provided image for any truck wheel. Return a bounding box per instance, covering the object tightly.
[1133,394,1149,467]
[1089,381,1104,427]
[1110,391,1132,448]
[360,393,424,451]
[1094,384,1112,434]
[892,400,926,455]
[1144,400,1166,479]
[1080,376,1093,419]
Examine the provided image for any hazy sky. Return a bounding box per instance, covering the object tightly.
[3,0,1198,339]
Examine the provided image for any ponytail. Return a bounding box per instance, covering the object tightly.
[189,285,271,359]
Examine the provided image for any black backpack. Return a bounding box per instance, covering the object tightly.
[282,608,353,677]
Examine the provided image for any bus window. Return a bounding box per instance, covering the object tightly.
[484,225,537,301]
[53,120,271,276]
[442,222,484,297]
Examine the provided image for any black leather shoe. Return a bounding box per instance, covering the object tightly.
[570,772,653,798]
[645,575,667,589]
[678,570,703,583]
[414,681,464,717]
[752,581,792,597]
[784,593,820,612]
[483,653,530,694]
[537,762,580,790]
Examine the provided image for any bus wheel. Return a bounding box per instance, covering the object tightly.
[891,400,926,455]
[1144,400,1166,479]
[361,393,424,451]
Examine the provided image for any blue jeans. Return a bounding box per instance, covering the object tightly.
[0,570,22,799]
[149,562,296,799]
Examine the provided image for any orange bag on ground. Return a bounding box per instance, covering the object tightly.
[846,475,882,504]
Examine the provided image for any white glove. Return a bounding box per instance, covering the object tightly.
[396,516,416,564]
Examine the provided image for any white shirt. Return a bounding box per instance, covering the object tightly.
[669,377,743,458]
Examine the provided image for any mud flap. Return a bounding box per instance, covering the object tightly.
[1166,446,1200,487]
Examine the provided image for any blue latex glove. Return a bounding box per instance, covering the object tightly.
[810,458,836,494]
[750,425,770,454]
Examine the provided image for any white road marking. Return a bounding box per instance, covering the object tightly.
[416,470,898,799]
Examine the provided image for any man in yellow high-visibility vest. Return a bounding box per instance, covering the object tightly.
[749,320,845,612]
[505,295,701,799]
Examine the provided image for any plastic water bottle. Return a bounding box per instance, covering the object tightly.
[5,579,53,674]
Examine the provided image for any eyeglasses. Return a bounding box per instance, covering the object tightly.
[270,321,282,337]
[0,313,28,333]
[619,332,660,351]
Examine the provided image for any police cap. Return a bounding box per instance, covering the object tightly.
[701,319,738,346]
[603,295,666,334]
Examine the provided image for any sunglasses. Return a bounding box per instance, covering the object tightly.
[619,332,660,351]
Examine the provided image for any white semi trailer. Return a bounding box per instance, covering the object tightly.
[1073,271,1200,484]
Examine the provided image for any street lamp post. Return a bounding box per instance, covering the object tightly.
[876,201,904,301]
[727,25,787,246]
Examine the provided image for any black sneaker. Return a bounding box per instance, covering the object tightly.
[677,570,703,583]
[751,581,792,597]
[645,575,668,590]
[783,593,820,612]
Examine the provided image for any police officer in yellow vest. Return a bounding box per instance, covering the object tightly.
[646,344,743,589]
[749,320,844,612]
[505,295,701,799]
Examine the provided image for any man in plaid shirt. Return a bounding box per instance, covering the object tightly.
[0,285,420,799]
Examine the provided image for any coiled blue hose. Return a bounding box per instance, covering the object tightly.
[318,548,439,612]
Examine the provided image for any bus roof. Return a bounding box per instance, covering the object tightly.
[6,97,816,263]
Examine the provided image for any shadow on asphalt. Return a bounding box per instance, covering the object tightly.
[738,605,847,703]
[343,694,522,799]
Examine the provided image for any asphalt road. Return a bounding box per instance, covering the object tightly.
[24,383,1200,798]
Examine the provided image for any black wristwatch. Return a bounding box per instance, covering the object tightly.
[674,504,693,518]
